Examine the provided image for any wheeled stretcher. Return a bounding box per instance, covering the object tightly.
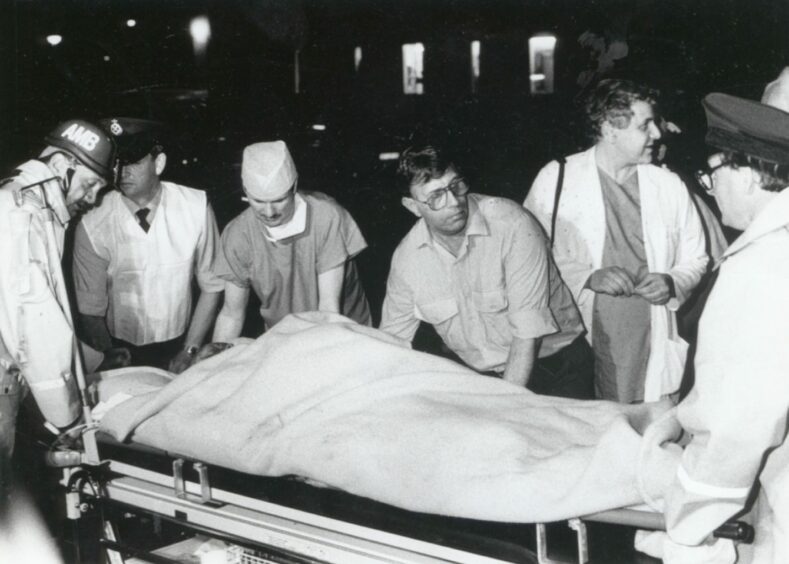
[50,315,754,563]
[52,429,753,564]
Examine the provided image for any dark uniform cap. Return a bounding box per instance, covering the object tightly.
[703,92,789,165]
[99,117,166,165]
[44,119,116,178]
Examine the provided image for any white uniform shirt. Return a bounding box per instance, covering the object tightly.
[74,182,224,345]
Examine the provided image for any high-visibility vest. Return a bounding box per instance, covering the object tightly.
[80,183,207,345]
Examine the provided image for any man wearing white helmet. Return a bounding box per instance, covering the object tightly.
[0,119,115,496]
[212,141,370,340]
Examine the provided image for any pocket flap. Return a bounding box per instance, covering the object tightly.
[472,290,508,312]
[415,298,459,324]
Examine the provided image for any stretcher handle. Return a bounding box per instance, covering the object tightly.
[713,521,754,543]
[583,509,754,543]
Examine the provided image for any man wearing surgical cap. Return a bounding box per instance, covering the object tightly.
[73,118,225,373]
[212,141,370,339]
[647,70,789,563]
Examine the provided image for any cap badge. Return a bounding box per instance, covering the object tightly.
[109,119,123,136]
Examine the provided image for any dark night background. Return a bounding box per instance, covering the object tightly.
[2,0,787,321]
[1,2,787,561]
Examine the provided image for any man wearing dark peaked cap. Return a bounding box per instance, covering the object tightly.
[652,72,789,563]
[72,118,225,373]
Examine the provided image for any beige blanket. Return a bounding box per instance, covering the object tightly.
[98,312,678,522]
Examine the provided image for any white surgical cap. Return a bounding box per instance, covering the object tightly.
[241,141,298,200]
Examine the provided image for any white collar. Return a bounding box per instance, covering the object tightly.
[264,193,307,241]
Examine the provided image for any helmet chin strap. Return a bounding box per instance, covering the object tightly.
[59,155,80,196]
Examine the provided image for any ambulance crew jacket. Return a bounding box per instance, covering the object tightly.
[664,188,789,563]
[0,161,82,429]
[73,183,224,346]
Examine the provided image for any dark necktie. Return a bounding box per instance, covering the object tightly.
[135,208,150,233]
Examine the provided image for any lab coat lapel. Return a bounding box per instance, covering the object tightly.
[637,166,687,401]
[577,147,607,269]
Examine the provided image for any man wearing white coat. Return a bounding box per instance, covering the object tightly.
[656,72,789,564]
[524,79,708,402]
[0,119,115,497]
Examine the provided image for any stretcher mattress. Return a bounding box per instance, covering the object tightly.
[95,312,681,524]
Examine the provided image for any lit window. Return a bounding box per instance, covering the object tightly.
[470,40,481,93]
[354,46,363,72]
[529,35,556,95]
[402,43,424,95]
[190,16,211,59]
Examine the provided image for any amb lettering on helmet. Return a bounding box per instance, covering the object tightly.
[60,123,100,152]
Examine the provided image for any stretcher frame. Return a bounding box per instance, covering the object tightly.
[59,378,752,564]
[62,434,719,564]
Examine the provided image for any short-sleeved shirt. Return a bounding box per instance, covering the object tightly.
[380,194,584,373]
[216,190,371,328]
[73,183,225,344]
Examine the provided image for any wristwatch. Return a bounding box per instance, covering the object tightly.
[185,345,199,357]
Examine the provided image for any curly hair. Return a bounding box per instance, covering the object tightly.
[584,79,660,140]
[397,144,457,195]
[724,151,789,192]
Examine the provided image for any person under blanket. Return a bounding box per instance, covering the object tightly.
[93,311,680,523]
[380,141,593,399]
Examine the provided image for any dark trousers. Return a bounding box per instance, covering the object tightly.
[480,336,595,400]
[112,337,183,370]
[528,336,595,400]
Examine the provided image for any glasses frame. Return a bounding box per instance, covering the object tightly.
[413,177,469,211]
[694,160,731,194]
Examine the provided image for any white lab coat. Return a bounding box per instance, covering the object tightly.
[525,147,708,400]
[664,188,789,563]
[0,160,82,427]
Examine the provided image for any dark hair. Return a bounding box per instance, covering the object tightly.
[724,151,789,192]
[584,79,660,140]
[397,144,457,195]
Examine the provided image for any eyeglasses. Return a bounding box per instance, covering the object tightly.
[413,177,469,211]
[694,160,731,193]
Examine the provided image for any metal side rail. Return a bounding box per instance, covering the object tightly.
[87,459,526,564]
[535,508,755,564]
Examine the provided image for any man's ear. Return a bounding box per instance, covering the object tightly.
[743,166,769,196]
[600,120,616,143]
[401,196,422,218]
[154,152,167,176]
[48,152,73,176]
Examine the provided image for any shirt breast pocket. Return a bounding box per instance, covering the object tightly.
[472,289,510,347]
[415,298,459,325]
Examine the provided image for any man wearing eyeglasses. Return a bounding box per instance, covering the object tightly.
[212,141,370,340]
[525,79,708,404]
[380,143,593,399]
[653,74,789,564]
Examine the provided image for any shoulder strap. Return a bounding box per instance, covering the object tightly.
[550,157,566,248]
